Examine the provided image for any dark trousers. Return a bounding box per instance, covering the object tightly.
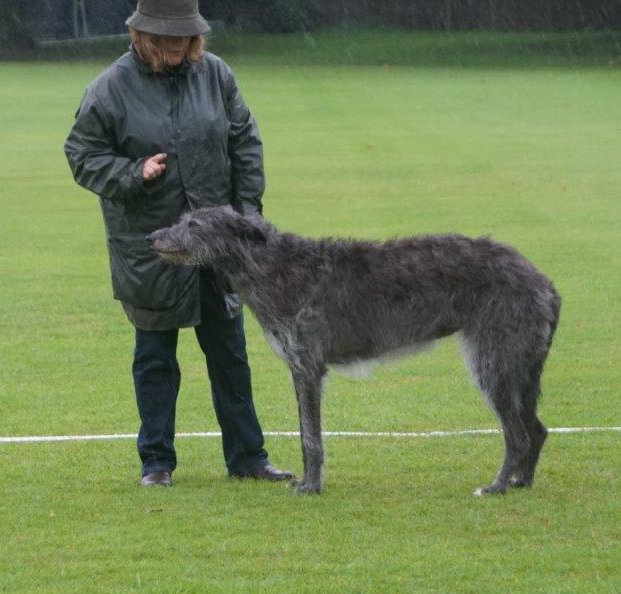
[132,274,268,477]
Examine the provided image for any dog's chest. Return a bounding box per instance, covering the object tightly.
[263,329,288,361]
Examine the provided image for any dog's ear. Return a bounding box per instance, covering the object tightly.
[229,216,267,244]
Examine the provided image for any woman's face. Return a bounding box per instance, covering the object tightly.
[154,35,192,67]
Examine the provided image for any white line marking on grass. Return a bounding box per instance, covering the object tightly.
[1,426,620,444]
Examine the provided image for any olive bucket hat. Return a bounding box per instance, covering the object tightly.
[126,0,211,36]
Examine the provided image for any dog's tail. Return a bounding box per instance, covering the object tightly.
[528,282,561,405]
[546,283,562,352]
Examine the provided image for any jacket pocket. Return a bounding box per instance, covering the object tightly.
[221,290,243,319]
[107,233,195,311]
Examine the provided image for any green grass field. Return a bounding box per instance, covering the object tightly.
[1,31,620,592]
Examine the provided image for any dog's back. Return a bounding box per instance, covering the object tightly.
[276,233,559,367]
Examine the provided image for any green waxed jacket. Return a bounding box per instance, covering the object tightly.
[64,49,264,330]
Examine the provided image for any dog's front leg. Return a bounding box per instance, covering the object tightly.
[291,367,326,495]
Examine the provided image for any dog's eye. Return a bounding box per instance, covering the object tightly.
[188,219,199,228]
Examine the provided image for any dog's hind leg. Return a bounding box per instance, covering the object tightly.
[510,289,559,489]
[509,414,547,489]
[464,332,534,495]
[472,358,550,495]
[290,365,327,495]
[507,371,548,489]
[474,389,533,496]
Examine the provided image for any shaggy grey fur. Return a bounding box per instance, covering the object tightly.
[147,206,561,496]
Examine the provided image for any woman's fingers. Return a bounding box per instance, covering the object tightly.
[142,153,167,181]
[151,153,167,164]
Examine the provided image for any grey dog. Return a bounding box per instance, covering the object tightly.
[147,206,561,496]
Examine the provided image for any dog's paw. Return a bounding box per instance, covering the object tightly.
[291,480,321,495]
[507,477,530,489]
[473,484,507,497]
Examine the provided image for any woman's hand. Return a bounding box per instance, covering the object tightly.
[142,153,167,181]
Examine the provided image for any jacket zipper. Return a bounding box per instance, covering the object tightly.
[169,74,180,134]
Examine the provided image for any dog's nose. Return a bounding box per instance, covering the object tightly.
[145,232,156,244]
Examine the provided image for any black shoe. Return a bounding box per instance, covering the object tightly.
[229,464,295,481]
[141,471,172,487]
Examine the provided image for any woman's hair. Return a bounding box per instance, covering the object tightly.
[129,27,205,72]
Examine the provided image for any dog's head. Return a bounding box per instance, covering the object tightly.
[147,206,268,268]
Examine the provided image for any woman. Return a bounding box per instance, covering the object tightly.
[64,0,292,487]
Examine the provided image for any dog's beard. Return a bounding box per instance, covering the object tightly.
[158,245,220,269]
[156,248,195,265]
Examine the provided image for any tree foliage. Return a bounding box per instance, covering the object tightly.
[1,0,619,50]
[202,0,621,32]
[0,0,38,49]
